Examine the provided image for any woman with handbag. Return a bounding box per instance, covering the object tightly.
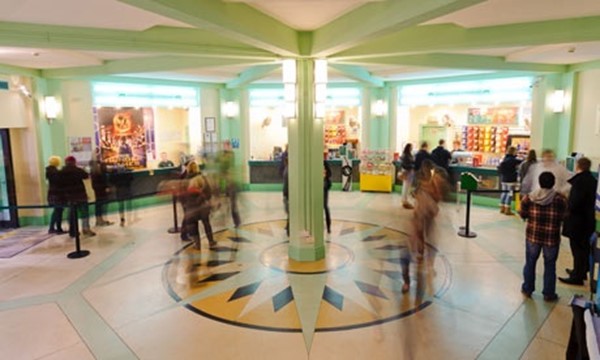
[400,143,416,209]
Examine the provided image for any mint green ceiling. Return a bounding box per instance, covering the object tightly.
[1,0,600,84]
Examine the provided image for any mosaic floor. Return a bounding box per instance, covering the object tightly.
[0,192,586,359]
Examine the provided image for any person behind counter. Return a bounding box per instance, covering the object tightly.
[158,152,175,168]
[498,146,523,216]
[431,139,452,173]
[414,142,431,172]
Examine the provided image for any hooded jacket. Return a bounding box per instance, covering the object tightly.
[520,188,567,246]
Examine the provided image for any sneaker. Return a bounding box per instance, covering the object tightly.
[82,229,96,237]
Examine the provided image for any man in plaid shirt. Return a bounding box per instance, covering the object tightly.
[520,172,568,301]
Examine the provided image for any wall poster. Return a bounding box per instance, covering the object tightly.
[68,137,93,166]
[93,107,153,169]
[468,107,519,125]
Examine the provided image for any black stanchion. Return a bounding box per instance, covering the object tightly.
[458,190,477,238]
[67,205,90,259]
[167,194,180,234]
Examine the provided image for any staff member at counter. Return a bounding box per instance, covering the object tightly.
[158,152,175,168]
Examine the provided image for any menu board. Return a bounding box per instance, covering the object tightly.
[461,125,509,154]
[468,107,519,125]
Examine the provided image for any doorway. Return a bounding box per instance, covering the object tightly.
[0,129,18,228]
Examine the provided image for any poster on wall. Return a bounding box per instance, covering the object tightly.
[468,107,519,125]
[93,107,153,169]
[68,137,93,166]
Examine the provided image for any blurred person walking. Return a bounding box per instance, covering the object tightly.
[522,149,571,196]
[217,140,241,228]
[498,146,523,215]
[399,143,415,209]
[184,165,215,250]
[46,156,65,234]
[411,160,447,260]
[324,161,332,234]
[111,166,134,227]
[90,157,113,227]
[520,172,567,301]
[61,156,95,238]
[559,157,598,286]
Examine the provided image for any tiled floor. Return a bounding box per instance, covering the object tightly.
[0,191,584,359]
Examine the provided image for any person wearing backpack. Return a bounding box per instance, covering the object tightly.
[185,166,216,250]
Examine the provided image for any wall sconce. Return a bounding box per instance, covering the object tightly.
[282,59,297,119]
[44,96,60,123]
[314,59,328,119]
[373,99,386,117]
[223,101,238,118]
[550,89,565,113]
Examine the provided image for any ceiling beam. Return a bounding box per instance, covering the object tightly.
[568,60,600,73]
[0,63,42,77]
[333,16,600,60]
[329,64,383,87]
[41,56,268,78]
[0,22,275,60]
[339,54,567,73]
[311,0,484,57]
[119,0,298,56]
[226,64,280,89]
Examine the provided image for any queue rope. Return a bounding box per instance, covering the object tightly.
[0,190,169,260]
[457,188,518,239]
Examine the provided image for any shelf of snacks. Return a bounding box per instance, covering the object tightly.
[324,123,347,149]
[359,150,394,193]
[460,125,509,167]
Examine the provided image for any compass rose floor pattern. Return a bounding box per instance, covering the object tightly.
[0,192,585,359]
[163,220,451,337]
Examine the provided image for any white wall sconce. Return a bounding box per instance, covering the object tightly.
[44,96,60,123]
[314,59,328,119]
[373,99,386,117]
[223,101,238,118]
[282,59,297,119]
[550,89,566,113]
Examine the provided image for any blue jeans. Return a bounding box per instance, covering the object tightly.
[522,241,559,296]
[500,183,515,206]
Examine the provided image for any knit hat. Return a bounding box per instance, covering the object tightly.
[65,156,77,165]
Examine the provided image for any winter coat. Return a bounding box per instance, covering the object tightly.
[562,171,598,239]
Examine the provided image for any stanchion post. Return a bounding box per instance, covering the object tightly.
[167,194,180,234]
[458,190,477,238]
[67,204,90,259]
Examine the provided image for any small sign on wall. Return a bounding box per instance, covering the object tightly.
[204,117,216,133]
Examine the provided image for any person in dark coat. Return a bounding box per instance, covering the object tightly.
[559,157,598,285]
[110,166,134,227]
[46,156,65,234]
[90,158,113,227]
[431,139,452,173]
[498,146,523,215]
[324,161,332,234]
[414,142,431,172]
[61,156,95,237]
[400,143,415,209]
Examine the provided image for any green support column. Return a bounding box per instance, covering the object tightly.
[368,87,391,150]
[288,59,325,261]
[531,73,577,159]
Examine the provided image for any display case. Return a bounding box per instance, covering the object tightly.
[359,150,394,193]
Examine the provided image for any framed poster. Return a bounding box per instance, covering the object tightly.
[205,117,216,133]
[68,137,93,166]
